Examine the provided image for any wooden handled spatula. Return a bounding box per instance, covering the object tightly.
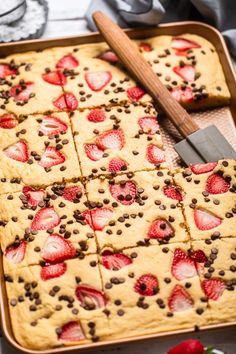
[93,11,236,165]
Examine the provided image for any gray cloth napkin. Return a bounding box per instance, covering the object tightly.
[85,0,236,57]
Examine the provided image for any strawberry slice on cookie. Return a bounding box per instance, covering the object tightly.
[22,186,45,206]
[101,250,132,270]
[171,248,197,281]
[31,207,60,231]
[5,240,27,264]
[10,82,34,102]
[58,321,85,342]
[147,219,174,240]
[56,54,79,69]
[173,65,196,82]
[41,234,76,263]
[0,114,17,129]
[0,63,17,78]
[4,140,29,163]
[168,284,193,312]
[38,116,68,136]
[134,274,159,296]
[42,71,66,86]
[194,208,222,231]
[96,129,125,151]
[83,208,114,231]
[110,181,137,205]
[41,262,67,281]
[39,146,65,168]
[85,71,112,91]
[75,284,107,309]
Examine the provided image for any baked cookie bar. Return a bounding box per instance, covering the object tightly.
[136,34,230,110]
[0,182,97,269]
[71,103,166,177]
[173,160,236,241]
[99,243,212,340]
[51,44,151,109]
[85,169,189,250]
[191,238,236,274]
[4,256,109,350]
[0,112,81,194]
[0,50,67,115]
[190,238,236,324]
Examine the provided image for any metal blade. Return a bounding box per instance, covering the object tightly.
[174,125,236,165]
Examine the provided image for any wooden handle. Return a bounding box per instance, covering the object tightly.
[93,11,199,138]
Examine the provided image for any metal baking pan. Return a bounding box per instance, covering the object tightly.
[0,21,236,353]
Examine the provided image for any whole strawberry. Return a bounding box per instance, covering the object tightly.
[167,339,204,354]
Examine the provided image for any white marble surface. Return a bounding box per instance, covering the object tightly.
[1,0,235,352]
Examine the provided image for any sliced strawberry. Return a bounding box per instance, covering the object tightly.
[171,37,201,51]
[10,82,34,102]
[101,250,132,270]
[167,339,204,354]
[163,185,183,201]
[53,94,67,110]
[56,54,79,69]
[202,278,225,301]
[190,162,217,175]
[139,42,153,52]
[5,241,26,264]
[127,86,146,101]
[194,208,222,231]
[98,50,119,63]
[41,234,76,263]
[0,63,17,78]
[85,71,111,91]
[171,86,193,102]
[138,117,159,135]
[87,109,106,122]
[134,274,159,296]
[40,262,66,281]
[65,92,78,110]
[190,249,208,276]
[110,181,137,205]
[59,321,85,342]
[83,208,113,231]
[146,144,165,164]
[171,249,197,281]
[62,186,82,202]
[39,146,65,168]
[75,284,107,309]
[42,71,66,86]
[53,93,78,111]
[168,284,193,312]
[0,114,17,129]
[174,50,189,57]
[22,186,45,206]
[31,207,60,231]
[84,143,104,161]
[96,129,125,151]
[4,140,29,163]
[206,174,230,194]
[147,219,174,240]
[173,65,196,82]
[39,116,68,136]
[108,158,128,172]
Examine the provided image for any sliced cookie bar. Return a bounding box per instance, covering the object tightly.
[85,169,189,250]
[71,103,166,177]
[0,112,81,194]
